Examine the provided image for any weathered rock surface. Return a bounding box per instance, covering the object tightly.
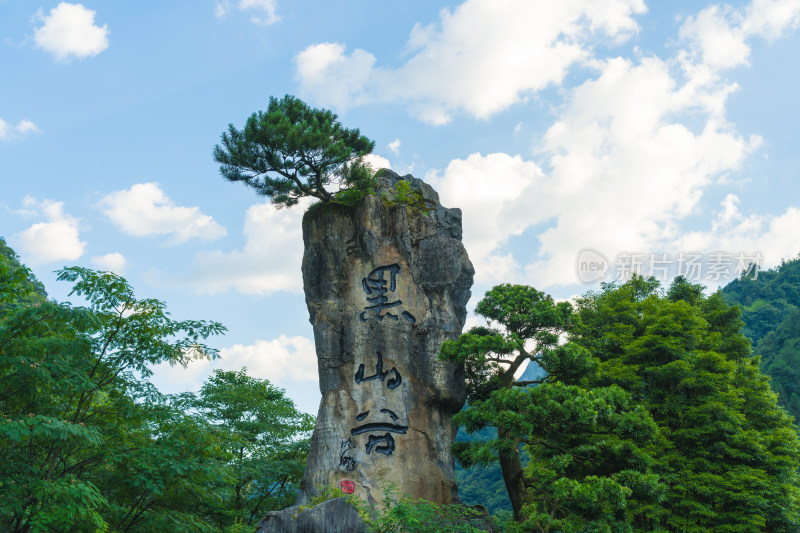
[295,170,474,508]
[256,497,365,533]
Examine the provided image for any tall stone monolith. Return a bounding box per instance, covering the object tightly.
[296,170,474,508]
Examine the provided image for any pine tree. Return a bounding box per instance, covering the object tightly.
[214,95,375,208]
[571,276,800,531]
[440,285,661,528]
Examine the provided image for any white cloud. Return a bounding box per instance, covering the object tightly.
[743,0,800,39]
[680,6,750,69]
[240,0,279,24]
[293,0,800,123]
[521,52,761,287]
[295,0,647,123]
[11,197,85,265]
[218,335,317,382]
[387,138,401,155]
[289,0,800,291]
[34,2,109,62]
[429,50,761,289]
[364,153,391,172]
[426,152,550,286]
[16,120,37,134]
[214,1,230,17]
[90,252,127,274]
[680,0,800,70]
[0,118,38,141]
[674,195,800,271]
[215,0,279,25]
[99,183,227,244]
[295,43,377,111]
[184,198,310,295]
[149,334,319,413]
[417,0,800,292]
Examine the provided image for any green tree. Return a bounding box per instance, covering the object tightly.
[483,382,661,533]
[91,389,230,533]
[572,275,800,531]
[454,357,545,517]
[1,245,317,532]
[440,285,660,529]
[183,369,315,527]
[0,237,46,313]
[214,95,375,207]
[454,426,515,516]
[439,284,572,520]
[0,262,226,532]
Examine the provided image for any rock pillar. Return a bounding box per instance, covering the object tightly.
[296,170,474,507]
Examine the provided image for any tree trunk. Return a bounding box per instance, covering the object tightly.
[498,425,528,521]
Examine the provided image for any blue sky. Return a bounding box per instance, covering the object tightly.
[2,0,800,413]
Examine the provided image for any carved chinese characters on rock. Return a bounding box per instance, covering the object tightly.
[339,439,356,471]
[339,351,408,471]
[359,264,416,323]
[351,351,408,457]
[291,174,474,513]
[339,264,414,473]
[355,350,401,389]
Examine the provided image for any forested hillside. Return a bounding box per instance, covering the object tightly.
[722,255,800,422]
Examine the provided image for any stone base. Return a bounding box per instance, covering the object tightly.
[255,498,366,533]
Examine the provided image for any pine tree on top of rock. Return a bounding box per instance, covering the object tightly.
[214,95,376,208]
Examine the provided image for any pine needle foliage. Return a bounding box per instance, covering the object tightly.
[214,95,375,208]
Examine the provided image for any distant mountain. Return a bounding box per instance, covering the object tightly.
[722,254,800,423]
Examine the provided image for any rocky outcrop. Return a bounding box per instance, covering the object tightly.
[295,170,474,509]
[255,497,365,533]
